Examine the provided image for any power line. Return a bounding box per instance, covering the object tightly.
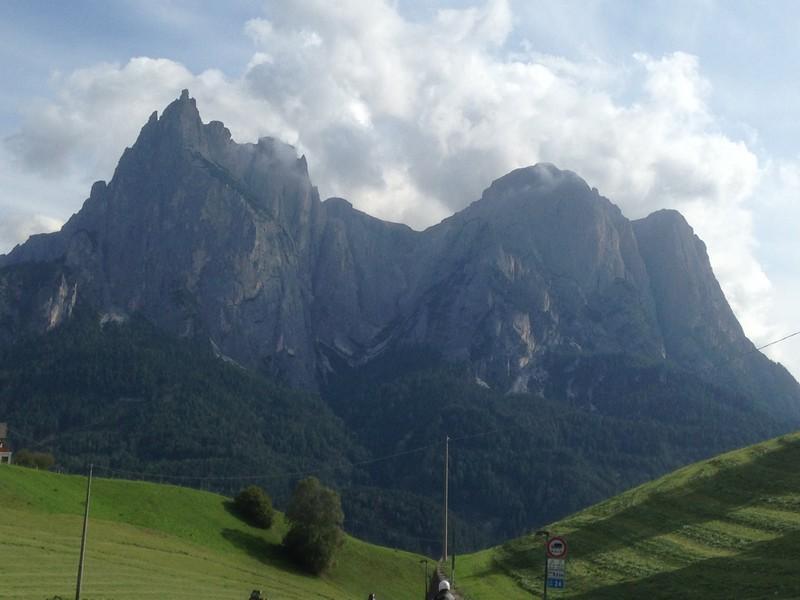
[89,424,534,488]
[450,428,509,444]
[91,418,556,487]
[713,328,800,369]
[350,441,442,468]
[6,424,454,487]
[756,330,800,352]
[92,440,445,484]
[5,427,52,448]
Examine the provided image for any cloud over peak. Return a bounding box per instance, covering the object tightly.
[1,0,794,374]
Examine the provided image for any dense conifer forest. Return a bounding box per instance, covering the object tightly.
[0,306,784,553]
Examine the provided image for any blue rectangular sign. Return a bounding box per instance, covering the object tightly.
[547,578,565,589]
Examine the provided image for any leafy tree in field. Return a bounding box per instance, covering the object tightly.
[233,485,274,529]
[283,477,344,574]
[13,449,55,470]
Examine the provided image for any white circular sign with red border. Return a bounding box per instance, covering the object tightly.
[546,536,568,559]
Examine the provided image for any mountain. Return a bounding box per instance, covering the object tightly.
[1,91,799,552]
[1,90,323,385]
[456,430,800,599]
[2,91,796,406]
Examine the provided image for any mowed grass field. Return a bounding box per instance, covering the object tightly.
[0,467,425,600]
[456,431,800,599]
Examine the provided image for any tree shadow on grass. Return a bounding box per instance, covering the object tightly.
[222,499,243,521]
[491,435,800,594]
[220,528,308,577]
[569,529,800,600]
[220,499,307,575]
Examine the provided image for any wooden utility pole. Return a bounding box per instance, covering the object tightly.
[75,464,93,600]
[451,526,456,586]
[443,435,449,562]
[420,559,429,600]
[536,530,550,600]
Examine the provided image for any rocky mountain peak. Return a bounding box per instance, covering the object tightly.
[125,90,248,170]
[480,163,591,205]
[322,196,354,214]
[205,120,233,147]
[632,208,747,369]
[466,162,624,250]
[636,208,694,238]
[1,92,797,413]
[162,88,201,123]
[149,88,205,148]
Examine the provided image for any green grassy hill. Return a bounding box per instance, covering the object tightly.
[6,429,800,600]
[455,431,800,599]
[0,466,425,600]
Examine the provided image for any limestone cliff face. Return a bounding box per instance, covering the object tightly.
[0,262,78,346]
[632,210,800,416]
[1,91,798,413]
[312,197,419,366]
[632,209,747,369]
[391,165,665,392]
[2,91,322,384]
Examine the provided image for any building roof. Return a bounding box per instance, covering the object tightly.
[0,423,6,438]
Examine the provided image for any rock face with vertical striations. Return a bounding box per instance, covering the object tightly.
[2,91,324,385]
[1,91,798,420]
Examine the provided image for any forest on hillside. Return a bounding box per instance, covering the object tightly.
[0,308,786,553]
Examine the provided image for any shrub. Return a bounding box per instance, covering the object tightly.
[13,449,55,470]
[283,477,344,574]
[233,485,274,529]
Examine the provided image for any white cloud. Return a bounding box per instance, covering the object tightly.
[5,58,195,180]
[743,158,800,377]
[0,211,62,252]
[759,277,800,377]
[2,57,309,193]
[1,0,797,377]
[0,143,82,247]
[635,52,711,118]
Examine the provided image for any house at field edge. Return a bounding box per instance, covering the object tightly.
[0,423,12,464]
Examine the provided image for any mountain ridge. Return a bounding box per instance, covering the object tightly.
[1,90,797,414]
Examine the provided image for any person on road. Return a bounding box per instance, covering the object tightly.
[435,579,455,600]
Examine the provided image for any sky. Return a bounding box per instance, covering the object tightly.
[0,0,798,376]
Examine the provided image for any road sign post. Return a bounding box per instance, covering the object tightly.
[544,536,567,592]
[546,536,567,559]
[536,531,550,600]
[547,558,566,589]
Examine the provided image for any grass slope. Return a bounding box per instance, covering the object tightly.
[456,431,800,599]
[0,466,425,600]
